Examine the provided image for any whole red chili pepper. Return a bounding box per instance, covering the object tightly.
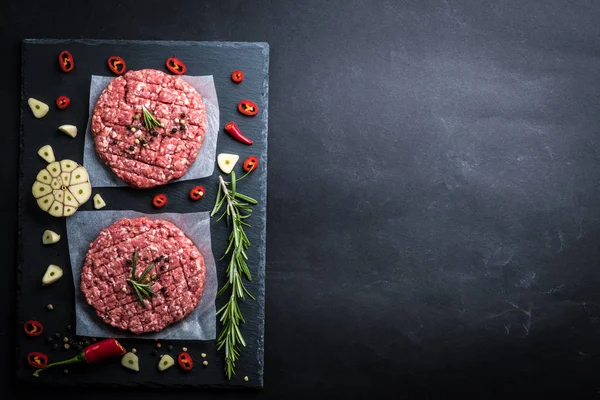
[56,96,70,110]
[27,352,48,369]
[107,56,127,75]
[224,121,253,145]
[33,338,125,377]
[238,100,259,116]
[58,50,74,73]
[166,57,187,75]
[23,320,44,337]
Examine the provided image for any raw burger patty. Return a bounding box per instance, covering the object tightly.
[91,69,207,189]
[81,217,206,334]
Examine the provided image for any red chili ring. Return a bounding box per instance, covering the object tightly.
[23,320,44,337]
[177,352,193,371]
[243,156,259,173]
[166,57,187,75]
[189,186,205,201]
[58,50,74,73]
[27,352,48,369]
[107,56,127,75]
[152,194,167,208]
[56,96,70,110]
[231,70,244,83]
[238,100,259,116]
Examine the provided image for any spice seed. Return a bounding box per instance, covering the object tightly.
[156,343,162,348]
[202,361,208,366]
[244,376,249,382]
[171,128,177,133]
[135,139,140,144]
[63,337,69,343]
[64,369,68,374]
[67,325,72,330]
[182,347,188,352]
[53,344,58,350]
[129,145,134,151]
[47,304,53,310]
[174,118,179,124]
[64,343,70,349]
[201,353,206,358]
[132,348,137,354]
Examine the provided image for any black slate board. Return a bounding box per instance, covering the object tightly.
[17,39,269,388]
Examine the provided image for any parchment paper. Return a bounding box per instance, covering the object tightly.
[83,75,220,187]
[66,210,217,340]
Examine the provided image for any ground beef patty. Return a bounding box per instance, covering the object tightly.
[91,69,207,189]
[81,217,206,334]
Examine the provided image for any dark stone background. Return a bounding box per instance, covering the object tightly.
[2,0,600,398]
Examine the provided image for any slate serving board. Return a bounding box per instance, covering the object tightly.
[17,39,269,388]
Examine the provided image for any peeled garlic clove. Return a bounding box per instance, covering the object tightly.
[36,169,52,185]
[50,177,62,190]
[37,194,54,211]
[42,230,60,245]
[158,354,175,371]
[70,166,89,185]
[33,159,91,217]
[63,190,78,207]
[28,98,49,118]
[69,182,91,204]
[217,153,239,174]
[60,160,77,173]
[47,161,61,177]
[93,194,106,210]
[48,201,64,217]
[58,124,77,138]
[42,264,63,285]
[121,352,139,372]
[32,182,52,198]
[37,145,55,163]
[63,206,76,217]
[60,172,71,186]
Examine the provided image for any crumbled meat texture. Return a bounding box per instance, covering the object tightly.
[80,217,206,334]
[91,69,207,189]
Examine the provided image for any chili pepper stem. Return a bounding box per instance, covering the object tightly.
[33,354,86,377]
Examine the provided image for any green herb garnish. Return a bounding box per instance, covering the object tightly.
[142,106,163,131]
[126,251,157,308]
[211,170,258,380]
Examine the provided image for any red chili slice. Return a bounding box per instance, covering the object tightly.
[27,352,48,369]
[56,96,70,110]
[23,320,44,337]
[107,56,127,75]
[238,100,259,116]
[152,194,167,208]
[189,186,205,201]
[177,352,193,371]
[166,57,187,75]
[243,156,259,173]
[58,50,74,73]
[231,70,244,83]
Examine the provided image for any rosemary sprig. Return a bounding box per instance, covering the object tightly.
[142,106,163,131]
[126,250,156,308]
[211,171,258,380]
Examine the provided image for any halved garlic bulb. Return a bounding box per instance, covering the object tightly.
[32,159,91,217]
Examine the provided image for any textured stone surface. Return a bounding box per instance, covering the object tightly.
[18,39,268,388]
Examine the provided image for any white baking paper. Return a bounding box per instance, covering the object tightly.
[66,210,217,340]
[83,75,220,187]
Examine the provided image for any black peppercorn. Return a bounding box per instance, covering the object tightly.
[46,337,53,343]
[151,130,158,136]
[168,345,173,351]
[164,257,169,262]
[180,113,186,118]
[113,139,118,145]
[161,133,167,138]
[53,343,58,350]
[126,125,132,130]
[150,137,154,142]
[66,325,72,331]
[171,128,177,133]
[129,145,135,151]
[126,259,132,265]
